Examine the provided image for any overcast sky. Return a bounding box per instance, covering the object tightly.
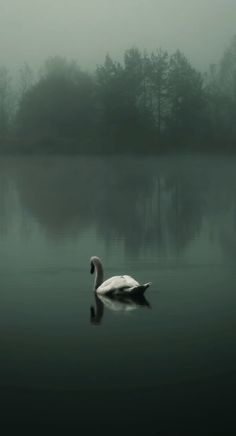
[0,0,235,72]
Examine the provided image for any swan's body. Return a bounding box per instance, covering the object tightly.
[90,256,151,296]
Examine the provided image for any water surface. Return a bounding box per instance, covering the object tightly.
[0,155,236,434]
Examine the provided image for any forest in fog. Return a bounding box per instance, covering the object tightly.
[1,35,236,154]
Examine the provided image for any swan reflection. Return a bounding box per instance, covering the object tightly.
[90,293,150,325]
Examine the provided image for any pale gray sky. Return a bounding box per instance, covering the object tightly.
[0,0,235,72]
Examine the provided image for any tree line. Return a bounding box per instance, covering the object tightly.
[1,36,236,153]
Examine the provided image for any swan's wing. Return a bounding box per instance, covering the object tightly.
[122,275,140,287]
[96,275,139,294]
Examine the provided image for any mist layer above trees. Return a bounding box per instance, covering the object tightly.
[1,36,236,154]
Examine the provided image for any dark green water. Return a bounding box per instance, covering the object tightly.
[0,156,236,435]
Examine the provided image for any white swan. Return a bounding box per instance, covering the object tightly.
[90,256,151,296]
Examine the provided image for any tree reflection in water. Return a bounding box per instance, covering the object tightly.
[0,156,236,259]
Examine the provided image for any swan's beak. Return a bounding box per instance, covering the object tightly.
[90,262,94,274]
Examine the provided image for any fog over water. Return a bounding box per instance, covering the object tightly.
[1,0,236,70]
[0,156,236,434]
[1,1,236,432]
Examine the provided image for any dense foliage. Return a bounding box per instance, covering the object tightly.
[1,36,236,153]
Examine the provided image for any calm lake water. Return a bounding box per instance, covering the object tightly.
[0,155,236,434]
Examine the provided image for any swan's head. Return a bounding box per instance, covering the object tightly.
[90,261,94,274]
[90,256,101,274]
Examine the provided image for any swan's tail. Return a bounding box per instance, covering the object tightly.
[129,282,151,295]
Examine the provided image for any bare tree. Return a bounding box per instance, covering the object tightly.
[0,67,12,138]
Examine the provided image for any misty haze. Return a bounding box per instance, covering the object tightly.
[1,1,236,435]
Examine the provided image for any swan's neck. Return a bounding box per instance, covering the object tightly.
[94,260,104,290]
